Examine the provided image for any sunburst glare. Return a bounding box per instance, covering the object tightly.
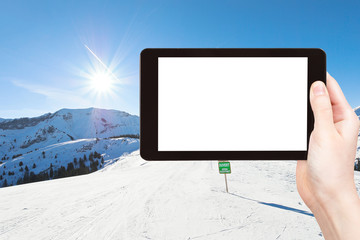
[78,44,125,100]
[90,71,114,94]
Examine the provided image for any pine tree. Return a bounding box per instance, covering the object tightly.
[32,163,36,169]
[50,166,53,178]
[67,162,74,172]
[79,158,85,168]
[25,165,29,171]
[24,171,30,183]
[19,167,23,172]
[90,161,98,172]
[58,166,66,178]
[16,177,23,185]
[19,161,23,167]
[30,172,36,182]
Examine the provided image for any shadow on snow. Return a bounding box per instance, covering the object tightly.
[229,193,314,217]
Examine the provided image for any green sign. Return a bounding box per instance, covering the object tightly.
[218,161,231,174]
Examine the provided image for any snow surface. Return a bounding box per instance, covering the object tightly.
[3,150,357,239]
[0,137,139,186]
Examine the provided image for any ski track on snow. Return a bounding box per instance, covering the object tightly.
[1,151,360,239]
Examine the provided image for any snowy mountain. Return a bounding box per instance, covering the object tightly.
[0,108,139,187]
[0,108,138,156]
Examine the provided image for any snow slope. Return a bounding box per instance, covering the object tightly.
[0,151,341,240]
[0,137,139,186]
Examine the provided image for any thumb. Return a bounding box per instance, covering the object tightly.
[310,81,334,131]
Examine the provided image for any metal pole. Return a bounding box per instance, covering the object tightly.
[224,173,228,193]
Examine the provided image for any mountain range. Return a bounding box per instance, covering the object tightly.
[0,108,139,187]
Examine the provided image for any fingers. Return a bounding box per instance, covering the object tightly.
[327,73,359,138]
[327,73,351,109]
[326,73,354,123]
[310,81,334,131]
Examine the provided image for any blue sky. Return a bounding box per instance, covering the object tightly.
[0,0,359,118]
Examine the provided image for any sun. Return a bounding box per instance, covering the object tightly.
[90,72,114,94]
[80,44,124,98]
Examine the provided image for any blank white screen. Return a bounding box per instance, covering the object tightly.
[158,57,308,151]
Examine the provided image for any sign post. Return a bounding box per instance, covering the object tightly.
[218,161,231,193]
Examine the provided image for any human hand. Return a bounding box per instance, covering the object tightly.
[296,73,360,240]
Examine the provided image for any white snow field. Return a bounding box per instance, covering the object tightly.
[5,150,360,240]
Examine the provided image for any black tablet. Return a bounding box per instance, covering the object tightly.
[140,48,326,160]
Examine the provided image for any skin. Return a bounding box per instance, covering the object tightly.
[296,73,360,240]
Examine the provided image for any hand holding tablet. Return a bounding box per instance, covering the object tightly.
[140,48,326,160]
[140,49,360,238]
[296,73,360,239]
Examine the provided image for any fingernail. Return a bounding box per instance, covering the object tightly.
[313,82,325,96]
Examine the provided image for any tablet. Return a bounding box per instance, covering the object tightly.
[140,48,326,160]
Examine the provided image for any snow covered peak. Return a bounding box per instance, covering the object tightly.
[0,108,137,131]
[47,107,139,139]
[53,107,133,118]
[0,108,139,157]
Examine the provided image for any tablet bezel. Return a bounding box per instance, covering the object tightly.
[140,48,326,160]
